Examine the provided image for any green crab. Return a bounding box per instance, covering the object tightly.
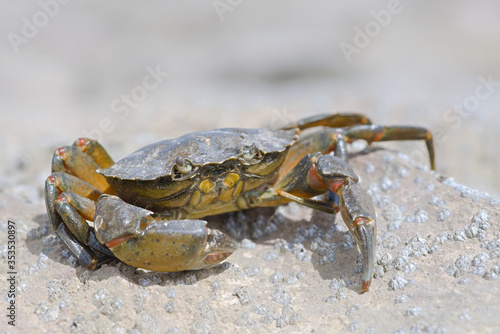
[44,113,434,292]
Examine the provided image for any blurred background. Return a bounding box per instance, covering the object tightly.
[1,0,499,200]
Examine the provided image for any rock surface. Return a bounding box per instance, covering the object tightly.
[1,148,499,333]
[2,2,500,333]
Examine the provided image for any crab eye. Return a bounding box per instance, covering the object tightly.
[174,157,192,174]
[241,143,260,161]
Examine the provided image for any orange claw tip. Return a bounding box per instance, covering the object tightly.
[56,146,67,156]
[88,259,98,270]
[361,279,372,293]
[76,138,90,147]
[56,193,70,203]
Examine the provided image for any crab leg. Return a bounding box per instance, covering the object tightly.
[278,129,351,179]
[45,173,102,229]
[52,144,113,193]
[281,113,372,130]
[55,224,100,268]
[55,192,94,243]
[267,153,376,292]
[45,138,116,269]
[73,138,114,169]
[277,112,371,179]
[93,195,239,272]
[334,181,376,292]
[55,191,114,259]
[281,117,435,170]
[45,174,114,268]
[344,125,435,170]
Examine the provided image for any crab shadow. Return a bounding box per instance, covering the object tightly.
[72,259,232,288]
[25,213,70,267]
[27,205,362,292]
[208,206,364,294]
[26,213,232,287]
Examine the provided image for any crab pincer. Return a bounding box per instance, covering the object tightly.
[336,181,376,292]
[314,155,376,292]
[271,153,376,291]
[94,195,239,272]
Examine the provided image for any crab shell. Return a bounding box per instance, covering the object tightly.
[97,128,299,214]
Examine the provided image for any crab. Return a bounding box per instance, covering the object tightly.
[44,113,434,292]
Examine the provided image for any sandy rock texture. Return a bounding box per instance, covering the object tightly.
[1,148,499,334]
[2,2,500,333]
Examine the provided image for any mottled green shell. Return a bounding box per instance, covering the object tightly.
[98,128,298,181]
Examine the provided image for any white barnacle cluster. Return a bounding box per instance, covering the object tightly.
[443,210,500,281]
[434,209,490,248]
[442,177,498,205]
[375,234,431,280]
[388,273,409,291]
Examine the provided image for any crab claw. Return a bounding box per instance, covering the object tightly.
[204,228,240,267]
[285,154,377,292]
[313,155,376,291]
[94,195,239,272]
[337,181,376,292]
